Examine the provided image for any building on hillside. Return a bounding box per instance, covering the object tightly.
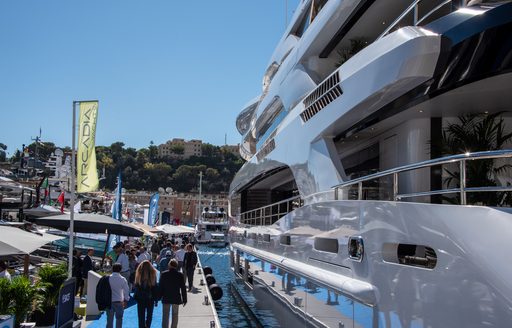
[221,144,240,156]
[158,138,202,159]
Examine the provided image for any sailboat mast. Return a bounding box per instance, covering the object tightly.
[197,171,203,223]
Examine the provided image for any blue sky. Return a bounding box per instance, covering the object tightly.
[0,0,300,156]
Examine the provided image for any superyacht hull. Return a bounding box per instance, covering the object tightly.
[229,1,512,327]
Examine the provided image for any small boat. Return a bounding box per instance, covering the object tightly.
[209,233,228,248]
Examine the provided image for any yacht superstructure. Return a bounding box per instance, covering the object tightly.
[195,203,229,244]
[229,1,512,327]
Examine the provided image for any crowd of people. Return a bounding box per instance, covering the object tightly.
[75,234,199,328]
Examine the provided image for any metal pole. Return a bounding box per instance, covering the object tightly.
[101,233,111,268]
[413,3,419,25]
[285,0,288,29]
[68,101,77,278]
[460,160,467,205]
[393,173,399,201]
[197,171,202,224]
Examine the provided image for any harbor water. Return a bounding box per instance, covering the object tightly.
[197,245,279,328]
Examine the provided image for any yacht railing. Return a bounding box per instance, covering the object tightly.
[239,195,303,226]
[238,151,512,226]
[334,150,512,205]
[378,0,452,40]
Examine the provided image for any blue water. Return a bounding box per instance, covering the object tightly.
[197,245,256,328]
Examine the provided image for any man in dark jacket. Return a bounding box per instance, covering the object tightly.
[81,248,95,297]
[158,259,187,328]
[72,249,83,296]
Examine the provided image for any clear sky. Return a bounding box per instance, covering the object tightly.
[0,0,300,157]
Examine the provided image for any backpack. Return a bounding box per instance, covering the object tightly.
[134,283,156,303]
[95,275,112,311]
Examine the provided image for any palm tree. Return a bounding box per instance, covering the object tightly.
[437,112,512,205]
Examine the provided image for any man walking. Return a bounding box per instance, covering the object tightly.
[159,259,187,328]
[183,244,198,292]
[115,243,130,283]
[137,246,151,263]
[107,263,130,328]
[72,249,83,296]
[81,248,95,297]
[174,244,185,272]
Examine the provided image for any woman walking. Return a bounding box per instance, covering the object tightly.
[183,244,198,292]
[134,260,159,328]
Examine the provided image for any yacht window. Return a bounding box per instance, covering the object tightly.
[256,97,285,150]
[311,0,328,22]
[341,143,380,180]
[293,0,328,37]
[314,237,339,253]
[293,3,312,37]
[280,235,291,246]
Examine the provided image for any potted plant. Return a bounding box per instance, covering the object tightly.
[432,112,512,205]
[9,276,44,327]
[0,278,12,315]
[31,263,68,326]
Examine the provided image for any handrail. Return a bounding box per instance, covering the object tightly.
[416,0,451,26]
[239,195,302,226]
[378,0,422,39]
[238,150,512,226]
[378,0,452,40]
[334,150,512,204]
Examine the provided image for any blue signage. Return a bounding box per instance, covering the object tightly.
[148,193,160,226]
[55,278,76,328]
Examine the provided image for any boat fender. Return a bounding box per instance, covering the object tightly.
[206,274,216,286]
[209,283,223,301]
[203,266,213,275]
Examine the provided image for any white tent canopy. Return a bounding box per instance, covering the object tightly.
[0,226,65,256]
[155,224,195,235]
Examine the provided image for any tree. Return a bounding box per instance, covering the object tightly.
[148,145,159,161]
[142,162,172,190]
[27,141,56,162]
[172,165,207,192]
[170,144,185,155]
[201,143,218,157]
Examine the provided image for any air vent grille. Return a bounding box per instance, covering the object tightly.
[301,72,342,122]
[256,138,275,161]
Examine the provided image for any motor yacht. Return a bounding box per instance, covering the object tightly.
[229,1,512,327]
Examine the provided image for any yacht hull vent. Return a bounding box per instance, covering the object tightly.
[301,72,342,122]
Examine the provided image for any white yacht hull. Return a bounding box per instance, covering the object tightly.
[229,1,512,327]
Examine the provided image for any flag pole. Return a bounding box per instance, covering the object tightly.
[68,101,77,278]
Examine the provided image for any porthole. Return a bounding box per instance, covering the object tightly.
[348,236,364,262]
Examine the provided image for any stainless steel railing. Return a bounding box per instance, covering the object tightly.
[378,0,452,40]
[238,150,512,226]
[334,150,512,205]
[239,195,303,225]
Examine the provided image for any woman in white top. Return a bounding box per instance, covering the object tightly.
[0,260,11,281]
